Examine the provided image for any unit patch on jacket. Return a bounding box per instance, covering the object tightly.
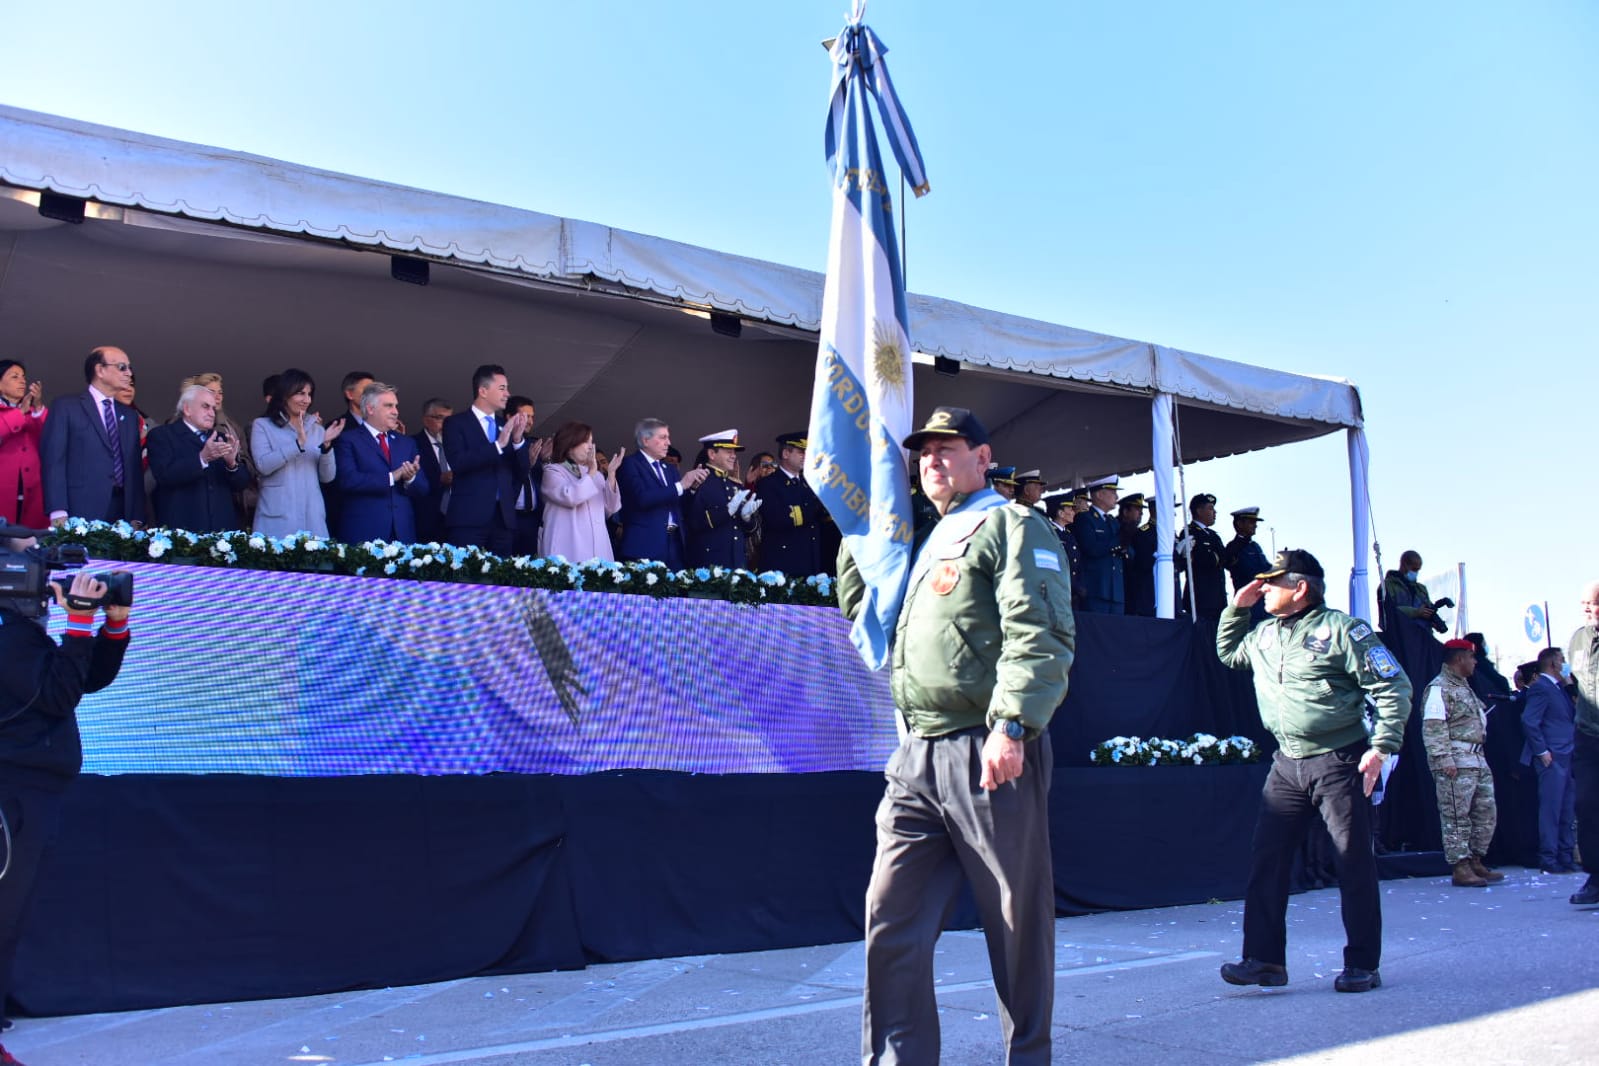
[1366,646,1402,678]
[930,561,961,596]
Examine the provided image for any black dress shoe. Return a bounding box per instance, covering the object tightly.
[1571,878,1599,906]
[1334,967,1382,993]
[1220,958,1288,987]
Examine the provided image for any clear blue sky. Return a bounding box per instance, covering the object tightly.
[2,0,1594,661]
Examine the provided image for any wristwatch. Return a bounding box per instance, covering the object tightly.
[994,719,1026,741]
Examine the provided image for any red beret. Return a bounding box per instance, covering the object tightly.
[1443,638,1475,651]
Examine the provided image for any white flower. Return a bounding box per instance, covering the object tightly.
[645,572,658,586]
[481,562,491,573]
[305,539,324,552]
[148,542,167,559]
[248,536,266,550]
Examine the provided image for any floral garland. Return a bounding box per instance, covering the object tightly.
[46,519,838,607]
[1089,733,1262,767]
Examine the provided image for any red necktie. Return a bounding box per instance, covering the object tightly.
[377,433,391,463]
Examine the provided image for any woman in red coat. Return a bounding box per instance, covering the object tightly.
[0,359,48,527]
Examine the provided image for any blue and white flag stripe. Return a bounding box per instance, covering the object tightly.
[806,13,929,669]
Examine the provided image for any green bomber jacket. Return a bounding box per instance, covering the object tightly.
[1217,602,1413,757]
[839,493,1075,739]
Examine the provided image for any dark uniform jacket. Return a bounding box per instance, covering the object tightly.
[1074,507,1123,611]
[1180,521,1227,618]
[1223,534,1271,622]
[753,469,824,576]
[685,469,756,569]
[1122,522,1157,617]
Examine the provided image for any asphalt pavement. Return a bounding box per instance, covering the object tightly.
[9,866,1597,1065]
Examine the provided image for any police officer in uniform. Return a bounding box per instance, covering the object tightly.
[1217,548,1412,994]
[986,465,1017,500]
[1045,492,1083,608]
[1014,469,1045,508]
[840,406,1073,1065]
[1223,506,1272,624]
[1422,638,1503,887]
[1075,475,1125,614]
[684,430,759,568]
[1118,492,1156,617]
[1178,492,1227,619]
[752,430,824,576]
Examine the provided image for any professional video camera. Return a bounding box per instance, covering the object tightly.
[1428,596,1457,635]
[0,521,133,620]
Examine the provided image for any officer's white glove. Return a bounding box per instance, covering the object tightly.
[728,488,751,514]
[1174,537,1192,559]
[739,495,763,521]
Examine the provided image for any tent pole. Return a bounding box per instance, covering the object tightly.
[1151,393,1175,619]
[1172,402,1196,619]
[1347,427,1374,621]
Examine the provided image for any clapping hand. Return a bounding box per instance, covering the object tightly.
[321,416,345,445]
[395,457,421,483]
[23,381,42,411]
[201,432,231,464]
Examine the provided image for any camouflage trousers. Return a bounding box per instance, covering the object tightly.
[1432,763,1497,864]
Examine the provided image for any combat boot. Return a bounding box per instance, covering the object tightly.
[1469,856,1504,883]
[1452,860,1487,887]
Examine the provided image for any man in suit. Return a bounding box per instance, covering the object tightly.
[616,417,708,568]
[507,394,550,557]
[41,346,146,526]
[442,365,529,555]
[753,430,824,576]
[1521,646,1579,875]
[1568,581,1599,906]
[146,384,252,533]
[334,383,427,543]
[321,369,374,537]
[1074,475,1125,614]
[411,397,452,544]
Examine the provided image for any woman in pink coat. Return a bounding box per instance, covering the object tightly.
[539,421,623,563]
[0,360,48,527]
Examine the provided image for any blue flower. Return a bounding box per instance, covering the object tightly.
[694,567,712,581]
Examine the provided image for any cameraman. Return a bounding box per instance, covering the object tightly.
[1382,550,1441,633]
[0,533,130,1035]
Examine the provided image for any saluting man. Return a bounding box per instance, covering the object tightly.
[684,430,760,568]
[753,430,825,576]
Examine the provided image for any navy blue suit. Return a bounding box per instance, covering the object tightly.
[146,422,251,533]
[1522,675,1578,869]
[442,409,528,554]
[411,430,449,544]
[616,451,685,568]
[333,426,427,543]
[1074,508,1124,614]
[39,390,146,524]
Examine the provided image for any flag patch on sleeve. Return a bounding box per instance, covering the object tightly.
[1349,623,1372,642]
[1366,646,1401,678]
[1033,549,1061,572]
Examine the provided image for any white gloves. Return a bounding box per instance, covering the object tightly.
[738,495,763,521]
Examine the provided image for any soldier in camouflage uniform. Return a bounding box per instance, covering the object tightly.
[1422,638,1504,887]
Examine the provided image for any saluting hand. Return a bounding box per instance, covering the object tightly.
[1233,578,1266,609]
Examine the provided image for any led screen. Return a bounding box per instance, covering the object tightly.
[68,564,898,776]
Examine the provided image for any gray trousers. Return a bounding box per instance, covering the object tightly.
[862,729,1055,1065]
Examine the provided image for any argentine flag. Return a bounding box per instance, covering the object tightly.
[806,12,930,669]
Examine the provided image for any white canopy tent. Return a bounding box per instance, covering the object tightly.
[0,104,1374,615]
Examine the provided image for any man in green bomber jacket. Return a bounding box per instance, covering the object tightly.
[839,406,1074,1066]
[1215,547,1412,995]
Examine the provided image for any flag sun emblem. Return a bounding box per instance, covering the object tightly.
[872,319,907,393]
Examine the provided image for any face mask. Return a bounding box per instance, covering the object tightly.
[1404,570,1418,582]
[1561,661,1572,678]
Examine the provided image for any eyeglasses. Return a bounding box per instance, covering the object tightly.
[757,461,776,468]
[102,361,132,373]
